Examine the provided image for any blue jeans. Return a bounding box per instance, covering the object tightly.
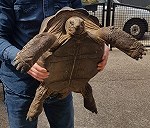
[4,87,74,128]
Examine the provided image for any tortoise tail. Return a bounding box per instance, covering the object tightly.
[83,83,98,114]
[84,97,98,114]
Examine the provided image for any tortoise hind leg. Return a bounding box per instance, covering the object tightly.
[82,83,98,114]
[27,84,48,121]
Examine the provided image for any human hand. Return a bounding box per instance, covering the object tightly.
[27,63,49,81]
[97,44,109,71]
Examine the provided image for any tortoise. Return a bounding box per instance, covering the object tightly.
[13,7,146,121]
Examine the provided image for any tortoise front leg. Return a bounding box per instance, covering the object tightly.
[96,27,147,60]
[27,84,49,121]
[13,32,57,73]
[82,83,98,114]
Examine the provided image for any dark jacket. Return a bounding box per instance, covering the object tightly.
[0,0,82,97]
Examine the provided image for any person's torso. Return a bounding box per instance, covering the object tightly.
[13,0,78,49]
[1,0,82,97]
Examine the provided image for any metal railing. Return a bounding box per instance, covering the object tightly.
[84,2,150,47]
[83,3,105,26]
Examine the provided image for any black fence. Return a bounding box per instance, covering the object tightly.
[84,2,150,47]
[83,3,105,27]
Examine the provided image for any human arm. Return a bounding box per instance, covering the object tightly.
[27,63,49,81]
[97,44,109,71]
[0,0,50,82]
[70,0,83,8]
[0,0,20,64]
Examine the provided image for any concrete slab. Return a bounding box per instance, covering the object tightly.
[0,49,150,128]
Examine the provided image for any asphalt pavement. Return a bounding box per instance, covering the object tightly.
[0,48,150,128]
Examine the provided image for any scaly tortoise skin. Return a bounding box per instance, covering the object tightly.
[13,7,146,121]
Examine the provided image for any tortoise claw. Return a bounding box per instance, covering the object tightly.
[26,116,36,122]
[13,57,31,73]
[12,51,33,73]
[131,44,147,60]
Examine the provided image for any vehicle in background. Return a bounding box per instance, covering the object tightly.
[83,0,150,39]
[118,0,150,8]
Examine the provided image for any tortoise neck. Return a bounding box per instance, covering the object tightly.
[70,31,88,39]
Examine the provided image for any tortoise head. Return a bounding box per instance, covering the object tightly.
[65,16,85,36]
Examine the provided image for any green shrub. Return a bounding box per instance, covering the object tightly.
[82,0,98,5]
